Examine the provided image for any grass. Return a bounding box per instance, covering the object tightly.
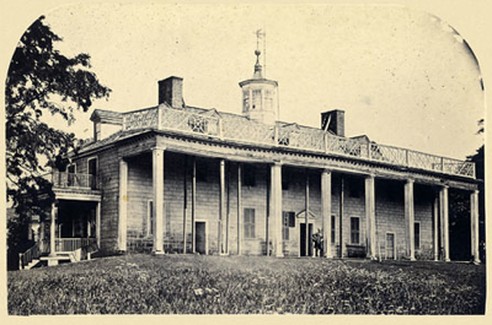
[7,254,486,315]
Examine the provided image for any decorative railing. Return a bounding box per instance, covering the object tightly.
[121,106,475,178]
[55,238,97,252]
[18,243,41,270]
[123,107,159,131]
[50,171,99,190]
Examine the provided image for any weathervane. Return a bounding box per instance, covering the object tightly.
[255,28,266,76]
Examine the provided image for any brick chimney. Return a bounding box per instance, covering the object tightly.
[158,76,184,108]
[321,109,345,136]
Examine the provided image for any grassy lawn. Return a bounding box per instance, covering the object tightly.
[8,254,485,315]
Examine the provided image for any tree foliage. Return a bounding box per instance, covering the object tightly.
[5,16,110,250]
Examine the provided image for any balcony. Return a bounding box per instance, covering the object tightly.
[47,171,101,201]
[121,106,475,179]
[50,171,99,190]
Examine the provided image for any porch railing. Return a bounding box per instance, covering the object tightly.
[18,243,41,270]
[50,171,99,190]
[55,238,97,252]
[120,106,475,179]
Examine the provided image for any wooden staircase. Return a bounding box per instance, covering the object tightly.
[19,238,98,269]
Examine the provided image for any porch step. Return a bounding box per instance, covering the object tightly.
[40,249,82,266]
[25,259,40,270]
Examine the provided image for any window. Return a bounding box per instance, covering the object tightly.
[414,222,421,250]
[350,217,360,244]
[282,213,289,240]
[243,90,250,112]
[67,164,77,186]
[252,89,261,110]
[87,157,98,189]
[243,165,256,187]
[282,211,295,240]
[147,200,154,236]
[331,215,336,243]
[244,208,255,239]
[67,164,76,174]
[264,89,273,111]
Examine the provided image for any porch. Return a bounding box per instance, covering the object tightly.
[19,171,101,269]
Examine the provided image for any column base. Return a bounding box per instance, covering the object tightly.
[153,250,166,255]
[473,259,481,265]
[444,258,451,262]
[47,259,59,267]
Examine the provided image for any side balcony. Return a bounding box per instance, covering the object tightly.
[48,170,102,201]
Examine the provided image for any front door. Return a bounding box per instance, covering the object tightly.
[195,222,206,255]
[386,233,395,259]
[300,223,313,256]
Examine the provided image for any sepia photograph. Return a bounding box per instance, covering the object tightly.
[2,0,488,317]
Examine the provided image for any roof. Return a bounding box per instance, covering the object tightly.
[77,128,151,154]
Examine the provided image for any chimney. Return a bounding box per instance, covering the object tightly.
[158,76,184,108]
[321,109,345,137]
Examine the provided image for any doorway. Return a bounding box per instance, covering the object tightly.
[195,221,207,255]
[386,233,395,260]
[300,223,313,256]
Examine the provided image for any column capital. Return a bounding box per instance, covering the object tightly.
[272,160,283,167]
[322,168,332,175]
[365,173,375,180]
[151,146,166,152]
[406,178,415,184]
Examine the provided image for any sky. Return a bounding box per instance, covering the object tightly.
[3,1,487,161]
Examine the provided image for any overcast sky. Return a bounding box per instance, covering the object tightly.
[6,2,487,160]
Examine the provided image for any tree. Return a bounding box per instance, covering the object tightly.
[468,120,485,263]
[5,16,110,253]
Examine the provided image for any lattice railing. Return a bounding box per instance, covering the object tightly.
[160,108,221,137]
[222,115,274,145]
[326,135,368,158]
[120,106,475,178]
[370,143,407,165]
[407,151,443,172]
[442,158,475,178]
[51,171,98,190]
[278,126,325,151]
[123,107,158,131]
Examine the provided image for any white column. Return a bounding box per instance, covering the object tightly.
[321,169,332,258]
[470,190,480,264]
[96,201,101,248]
[118,159,128,251]
[219,159,226,255]
[365,175,376,260]
[440,186,450,262]
[305,170,310,256]
[153,147,165,254]
[404,179,415,261]
[271,162,283,257]
[433,194,439,261]
[191,158,197,253]
[49,202,57,256]
[237,163,242,255]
